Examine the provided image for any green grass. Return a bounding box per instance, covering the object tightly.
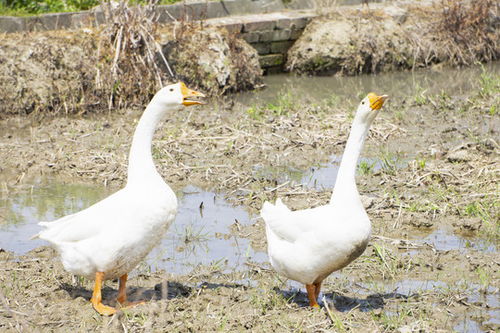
[0,0,181,16]
[477,66,500,98]
[358,160,375,175]
[246,89,297,120]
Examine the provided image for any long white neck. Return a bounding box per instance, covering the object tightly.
[127,100,166,186]
[330,115,370,202]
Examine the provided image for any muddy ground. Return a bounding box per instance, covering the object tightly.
[0,67,499,331]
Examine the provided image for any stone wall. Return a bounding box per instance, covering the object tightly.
[0,0,287,33]
[0,0,317,73]
[206,11,316,73]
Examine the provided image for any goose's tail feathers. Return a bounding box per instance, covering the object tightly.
[30,221,52,240]
[261,198,290,224]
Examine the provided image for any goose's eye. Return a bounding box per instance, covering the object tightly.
[361,101,365,105]
[169,88,174,92]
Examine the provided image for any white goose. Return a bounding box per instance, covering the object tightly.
[261,93,388,307]
[32,82,205,315]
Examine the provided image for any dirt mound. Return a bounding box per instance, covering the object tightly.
[0,25,262,117]
[161,24,262,95]
[287,1,499,75]
[0,32,99,116]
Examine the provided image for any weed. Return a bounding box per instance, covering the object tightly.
[416,158,426,170]
[377,149,401,176]
[266,90,296,117]
[477,66,500,98]
[358,160,375,175]
[246,106,264,121]
[413,85,429,106]
[475,267,491,292]
[181,224,210,244]
[372,243,396,279]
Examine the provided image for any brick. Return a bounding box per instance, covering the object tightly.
[222,22,243,34]
[271,29,291,41]
[40,12,73,30]
[241,32,260,43]
[0,16,25,33]
[259,54,284,68]
[252,42,271,55]
[275,18,292,30]
[259,30,274,42]
[71,13,90,28]
[270,40,294,53]
[243,20,275,33]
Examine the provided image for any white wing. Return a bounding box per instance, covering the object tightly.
[36,189,128,243]
[261,198,332,243]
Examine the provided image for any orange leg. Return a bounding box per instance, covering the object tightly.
[305,284,320,308]
[117,274,128,304]
[116,273,145,308]
[90,272,116,316]
[314,280,322,300]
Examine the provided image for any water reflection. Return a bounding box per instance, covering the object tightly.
[235,62,500,109]
[0,182,266,275]
[420,229,496,253]
[0,183,112,254]
[254,154,405,191]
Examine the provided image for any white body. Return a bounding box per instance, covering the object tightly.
[38,184,176,279]
[262,196,370,285]
[34,83,195,280]
[262,94,385,285]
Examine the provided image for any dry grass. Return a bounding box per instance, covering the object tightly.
[287,0,499,75]
[430,0,498,66]
[97,0,174,109]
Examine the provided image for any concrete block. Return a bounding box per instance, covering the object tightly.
[157,4,182,23]
[241,32,260,43]
[222,22,243,34]
[270,40,294,53]
[243,19,275,33]
[275,18,292,30]
[290,28,304,40]
[258,30,273,42]
[39,12,74,30]
[272,29,291,41]
[91,11,105,25]
[225,0,284,15]
[0,16,25,33]
[259,53,284,67]
[290,17,311,30]
[71,12,97,28]
[24,17,44,32]
[252,42,271,55]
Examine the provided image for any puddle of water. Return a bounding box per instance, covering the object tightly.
[356,279,448,297]
[420,229,496,253]
[0,182,267,275]
[454,317,484,333]
[0,183,113,254]
[147,185,267,275]
[254,154,406,191]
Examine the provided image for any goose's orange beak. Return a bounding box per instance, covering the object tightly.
[368,93,388,110]
[180,82,205,106]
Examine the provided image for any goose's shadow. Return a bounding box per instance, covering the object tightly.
[276,287,410,312]
[59,280,192,306]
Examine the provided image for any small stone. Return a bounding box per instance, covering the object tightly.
[360,194,376,209]
[447,150,472,162]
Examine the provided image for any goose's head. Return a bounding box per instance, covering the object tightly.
[356,93,388,124]
[152,82,205,111]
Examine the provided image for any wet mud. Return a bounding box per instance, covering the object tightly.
[0,64,499,331]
